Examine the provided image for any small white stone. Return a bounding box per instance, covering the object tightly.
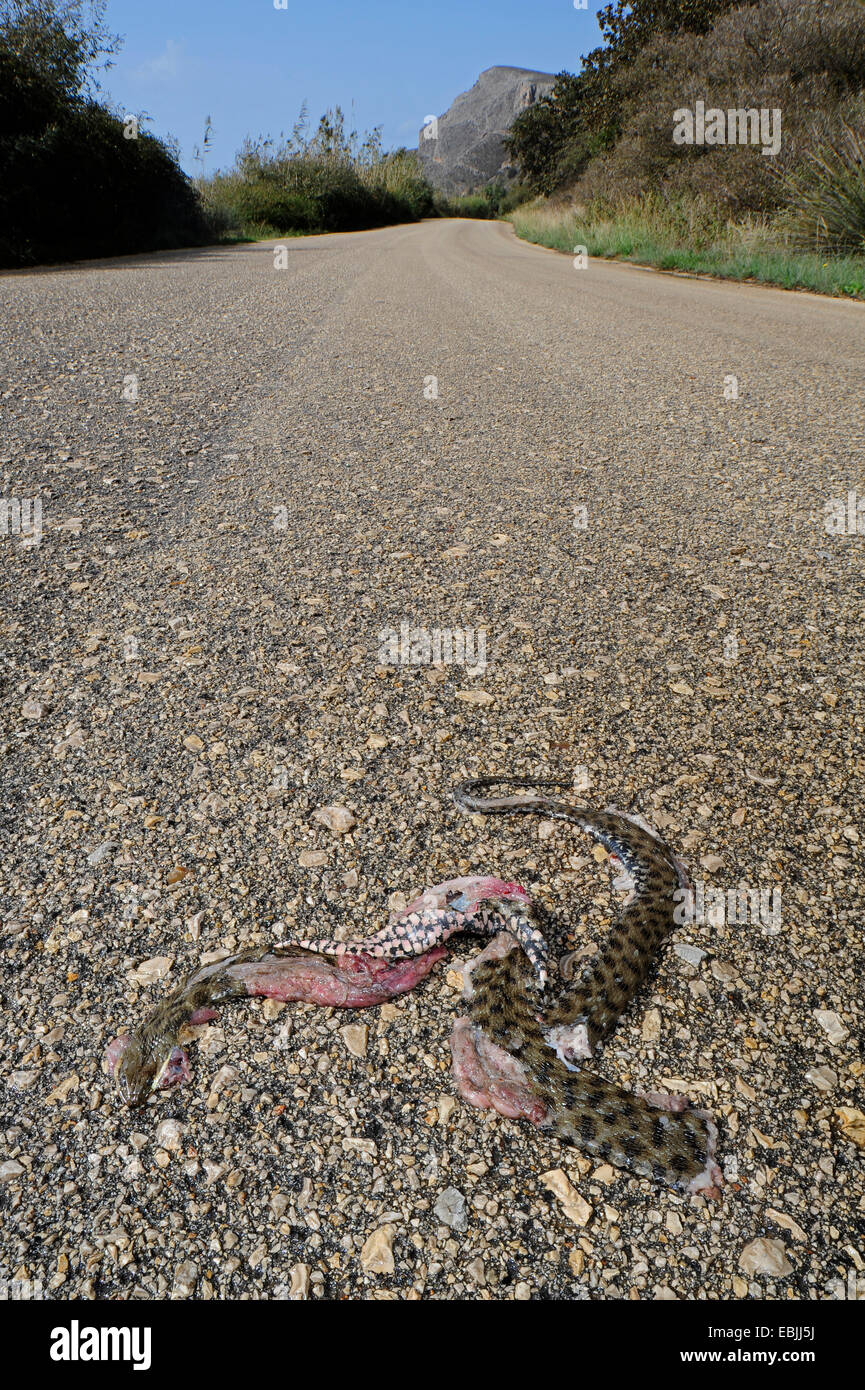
[10,1071,37,1091]
[172,1260,199,1298]
[155,1119,183,1152]
[340,1024,368,1058]
[313,805,356,835]
[87,840,118,866]
[739,1238,793,1277]
[437,1093,456,1125]
[674,943,707,966]
[466,1258,486,1286]
[805,1065,837,1092]
[641,1008,661,1042]
[126,955,173,987]
[540,1169,593,1227]
[360,1225,396,1275]
[814,1010,847,1044]
[434,1187,467,1231]
[298,849,328,868]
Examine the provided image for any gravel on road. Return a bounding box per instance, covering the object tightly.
[0,221,862,1301]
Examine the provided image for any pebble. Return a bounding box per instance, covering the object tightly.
[360,1224,396,1275]
[541,1169,593,1227]
[340,1024,369,1058]
[641,1008,661,1042]
[155,1119,184,1152]
[437,1093,457,1125]
[805,1066,837,1092]
[299,850,328,868]
[313,805,357,835]
[673,944,707,966]
[466,1257,486,1286]
[86,841,118,866]
[766,1209,807,1242]
[835,1107,865,1149]
[434,1187,467,1232]
[127,956,174,987]
[173,1261,199,1298]
[738,1239,793,1277]
[814,1010,848,1044]
[592,1165,617,1185]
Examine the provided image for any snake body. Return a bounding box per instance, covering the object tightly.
[107,942,449,1108]
[106,876,529,1108]
[448,778,721,1196]
[294,874,550,985]
[106,779,722,1196]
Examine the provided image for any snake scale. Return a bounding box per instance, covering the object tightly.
[448,777,722,1197]
[106,776,722,1197]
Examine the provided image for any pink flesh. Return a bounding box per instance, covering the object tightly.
[189,1007,218,1024]
[450,933,550,1122]
[105,947,447,1098]
[399,876,531,918]
[103,1035,190,1090]
[229,945,446,1006]
[103,1035,129,1074]
[450,1015,549,1124]
[685,1111,724,1200]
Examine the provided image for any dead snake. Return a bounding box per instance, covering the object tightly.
[447,777,722,1198]
[106,778,722,1196]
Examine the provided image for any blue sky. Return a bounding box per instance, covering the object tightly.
[99,0,605,175]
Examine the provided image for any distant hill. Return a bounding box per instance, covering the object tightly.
[417,66,556,194]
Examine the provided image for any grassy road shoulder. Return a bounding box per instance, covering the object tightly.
[509,199,865,302]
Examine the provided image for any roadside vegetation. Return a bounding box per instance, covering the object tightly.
[1,1,509,270]
[197,107,436,240]
[196,118,535,238]
[0,0,210,267]
[505,0,865,299]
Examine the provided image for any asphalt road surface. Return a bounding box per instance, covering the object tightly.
[1,220,863,1301]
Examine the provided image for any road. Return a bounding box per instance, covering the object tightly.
[1,219,863,1301]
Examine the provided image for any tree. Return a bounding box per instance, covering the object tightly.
[0,0,208,266]
[0,0,120,99]
[507,0,746,194]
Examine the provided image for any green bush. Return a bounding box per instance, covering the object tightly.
[433,191,495,219]
[0,1,209,266]
[199,115,437,238]
[506,0,865,241]
[782,123,865,251]
[232,176,322,233]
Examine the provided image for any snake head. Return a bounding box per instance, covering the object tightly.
[105,1033,190,1108]
[413,876,532,916]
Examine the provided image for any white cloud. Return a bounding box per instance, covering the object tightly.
[134,39,184,83]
